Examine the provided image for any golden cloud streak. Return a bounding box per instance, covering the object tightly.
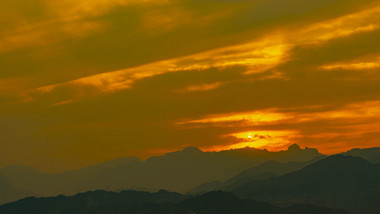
[295,5,380,44]
[195,100,380,153]
[29,4,380,104]
[178,100,380,127]
[33,36,290,101]
[321,57,380,71]
[176,109,289,125]
[176,82,223,93]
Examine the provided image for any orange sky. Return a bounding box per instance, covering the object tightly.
[1,0,380,172]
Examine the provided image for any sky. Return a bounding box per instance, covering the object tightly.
[1,0,380,172]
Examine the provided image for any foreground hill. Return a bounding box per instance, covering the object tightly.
[0,190,348,214]
[233,155,380,214]
[0,144,321,204]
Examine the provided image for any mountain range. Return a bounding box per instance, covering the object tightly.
[0,144,322,204]
[0,145,379,214]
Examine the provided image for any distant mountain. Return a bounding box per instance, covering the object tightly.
[0,173,29,205]
[0,190,349,214]
[233,155,380,214]
[342,147,380,163]
[0,144,322,204]
[189,156,325,195]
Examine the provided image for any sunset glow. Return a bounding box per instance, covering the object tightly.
[1,0,380,172]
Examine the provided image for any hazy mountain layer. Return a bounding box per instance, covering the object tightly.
[0,144,321,204]
[189,156,325,195]
[0,173,29,205]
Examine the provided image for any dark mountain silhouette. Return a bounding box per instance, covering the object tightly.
[189,156,325,195]
[342,147,380,163]
[0,190,349,214]
[233,155,380,214]
[0,144,321,204]
[0,190,184,214]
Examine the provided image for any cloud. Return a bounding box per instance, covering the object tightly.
[176,82,223,93]
[320,57,380,71]
[0,0,173,53]
[203,130,300,152]
[176,100,380,153]
[177,100,380,128]
[177,108,289,126]
[23,2,380,105]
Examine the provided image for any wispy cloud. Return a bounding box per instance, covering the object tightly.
[177,100,380,127]
[176,108,289,126]
[176,82,223,93]
[178,100,380,153]
[321,56,380,71]
[27,4,380,105]
[0,0,171,53]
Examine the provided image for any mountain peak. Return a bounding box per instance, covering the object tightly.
[288,144,301,151]
[181,146,203,153]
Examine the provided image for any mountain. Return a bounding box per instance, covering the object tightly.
[0,190,184,214]
[342,147,380,163]
[233,155,380,214]
[188,156,325,195]
[0,190,349,214]
[0,173,29,205]
[0,144,322,204]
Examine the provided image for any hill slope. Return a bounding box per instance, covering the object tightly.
[0,173,29,204]
[233,155,380,214]
[0,190,349,214]
[342,148,380,163]
[189,156,325,194]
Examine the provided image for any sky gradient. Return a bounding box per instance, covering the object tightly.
[1,0,380,172]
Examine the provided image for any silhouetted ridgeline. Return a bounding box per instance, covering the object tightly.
[188,156,325,195]
[0,144,322,204]
[0,190,349,214]
[343,147,380,163]
[233,155,380,214]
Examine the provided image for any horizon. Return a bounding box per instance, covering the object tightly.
[2,143,378,173]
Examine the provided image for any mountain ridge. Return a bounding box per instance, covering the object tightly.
[0,190,350,214]
[233,155,380,214]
